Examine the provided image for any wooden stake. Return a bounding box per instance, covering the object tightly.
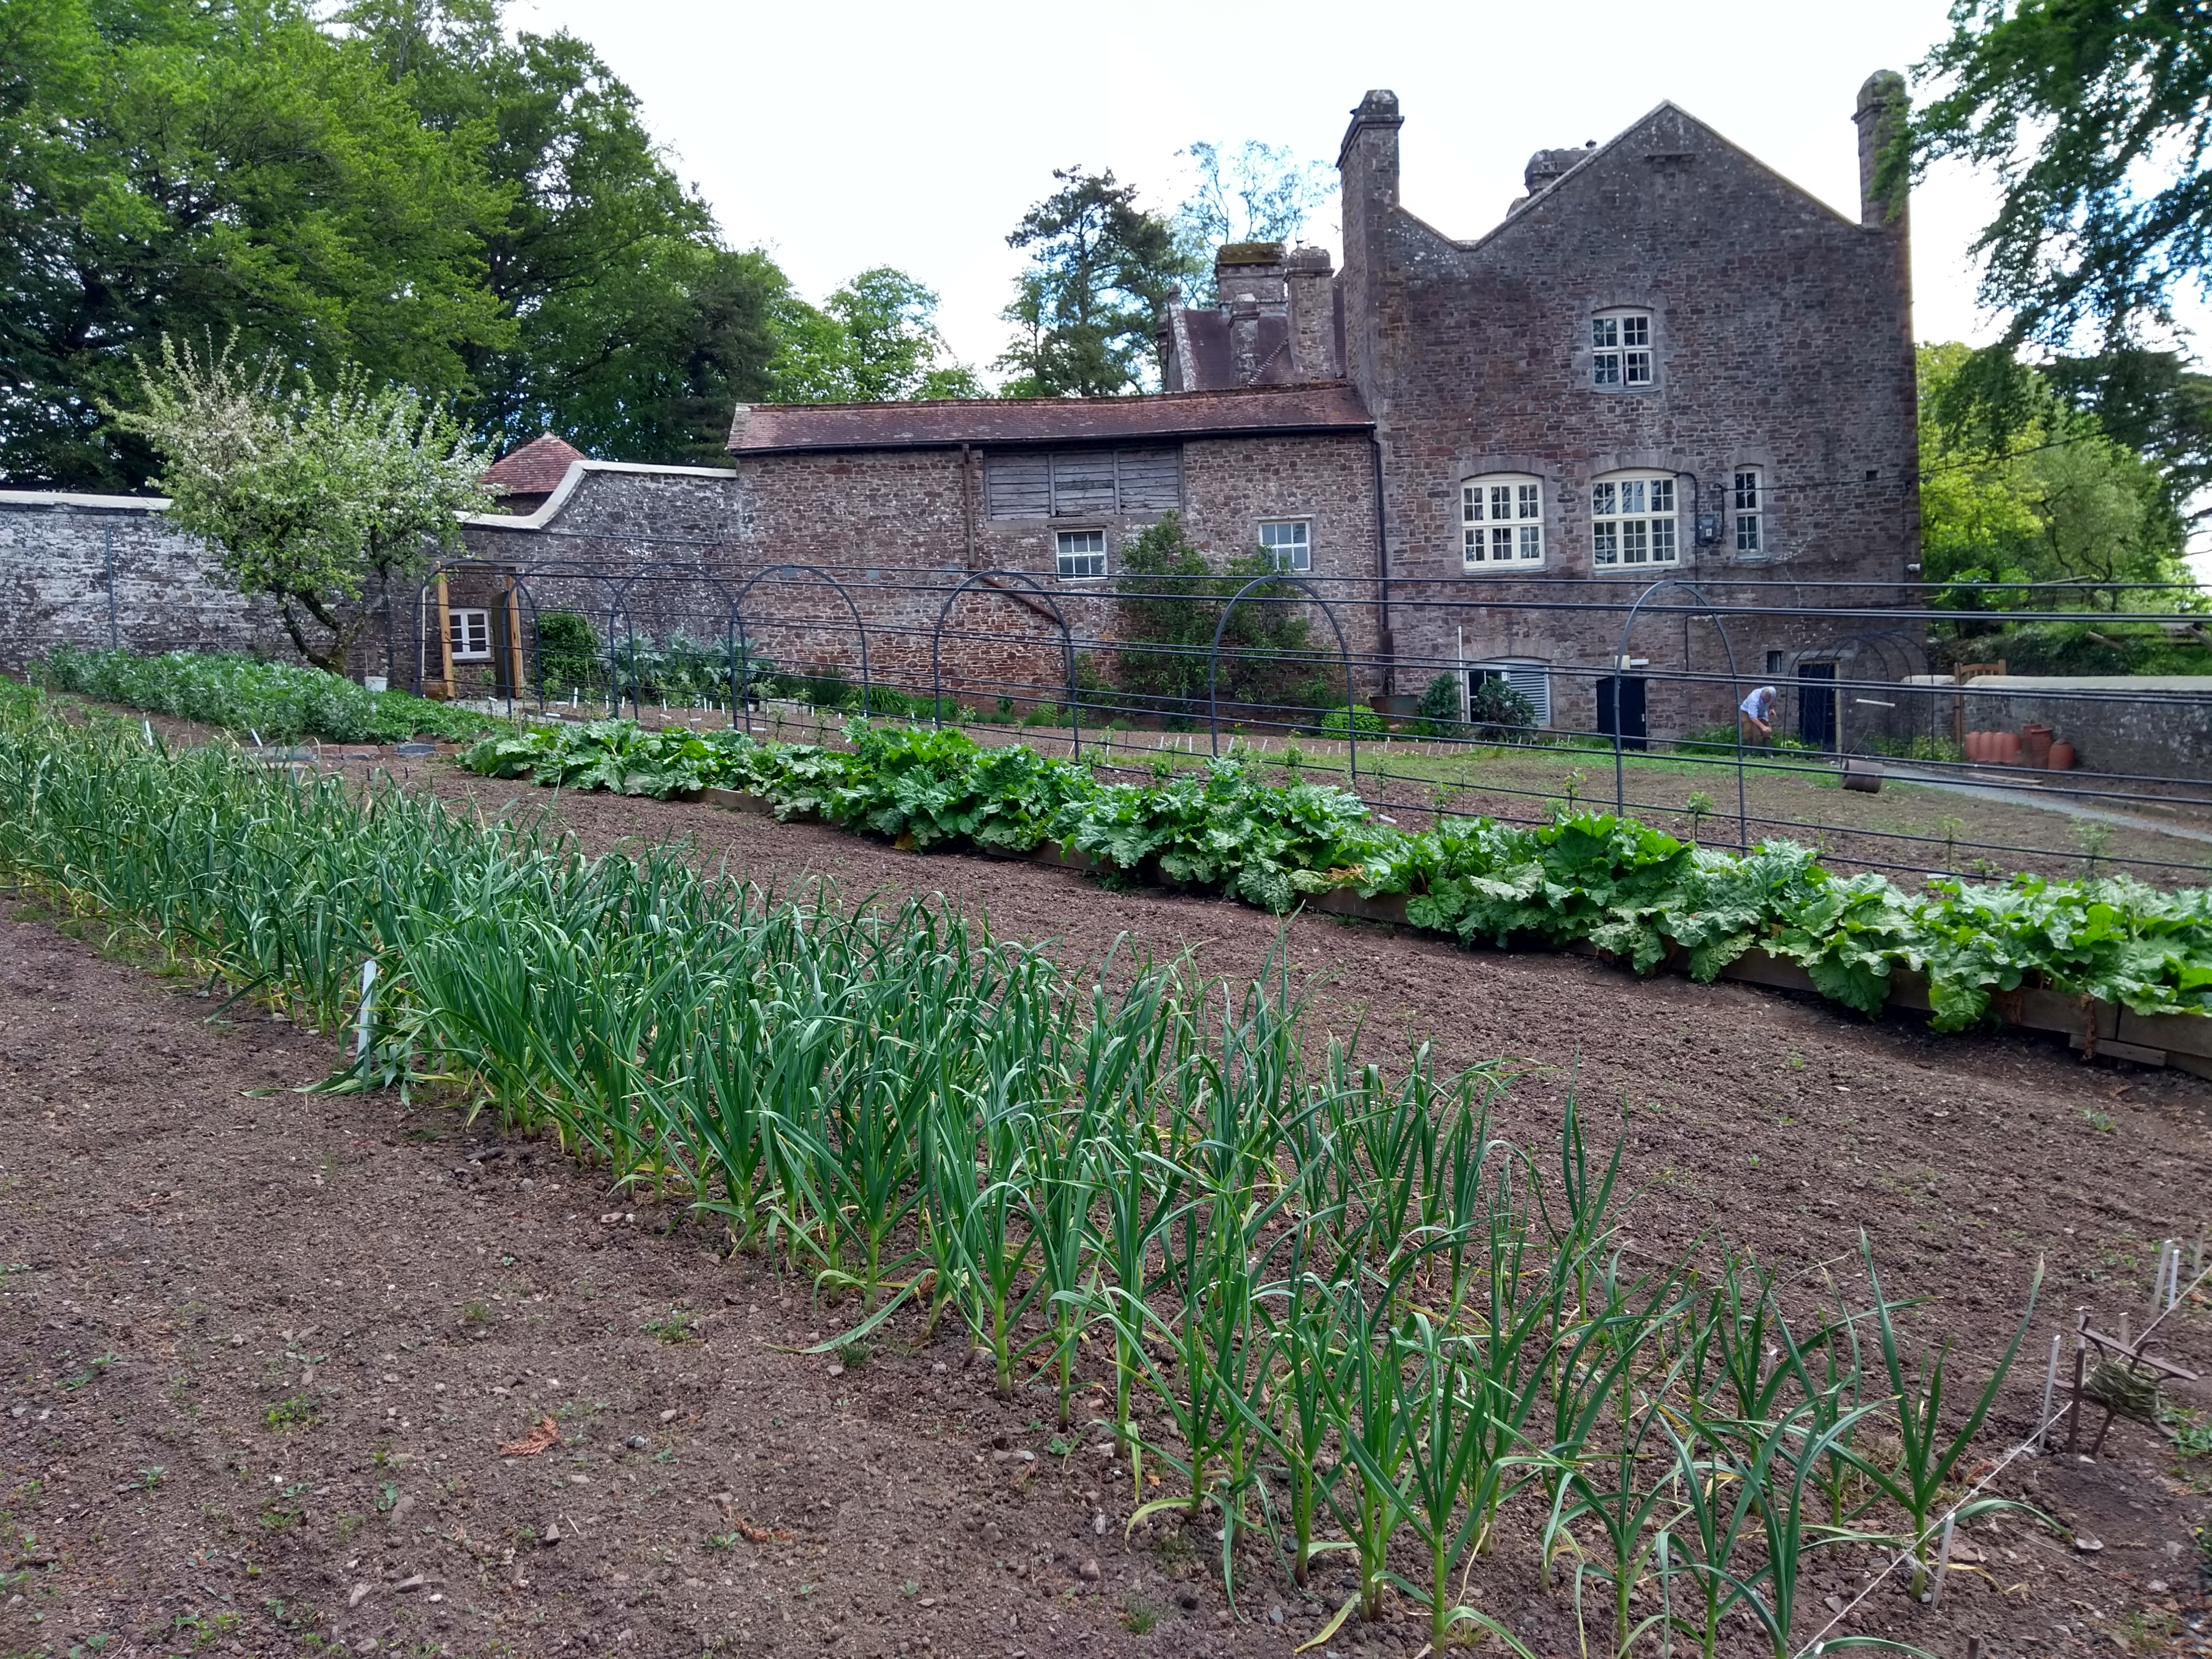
[1929,1511,1956,1607]
[504,576,525,702]
[434,574,456,701]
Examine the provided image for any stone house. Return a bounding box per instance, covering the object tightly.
[454,71,1919,743]
[1162,74,1921,743]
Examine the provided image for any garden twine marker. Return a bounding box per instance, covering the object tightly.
[1926,1511,1955,1607]
[2037,1334,2060,1447]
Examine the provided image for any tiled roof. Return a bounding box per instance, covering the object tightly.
[482,433,587,496]
[727,383,1370,453]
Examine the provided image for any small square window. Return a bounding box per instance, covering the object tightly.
[1258,519,1311,573]
[1592,311,1654,389]
[447,607,492,662]
[1055,529,1107,580]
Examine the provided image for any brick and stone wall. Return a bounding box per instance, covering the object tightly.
[458,442,1385,711]
[1960,676,2212,781]
[0,493,294,672]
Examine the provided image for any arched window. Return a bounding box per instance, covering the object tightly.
[1590,472,1677,567]
[1462,474,1544,567]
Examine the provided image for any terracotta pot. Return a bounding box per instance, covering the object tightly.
[1997,730,2024,765]
[1966,730,1984,761]
[2049,740,2075,771]
[2023,723,2054,769]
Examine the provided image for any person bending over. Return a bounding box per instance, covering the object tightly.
[1739,683,1778,745]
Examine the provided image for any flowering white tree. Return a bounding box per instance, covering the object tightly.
[114,336,493,671]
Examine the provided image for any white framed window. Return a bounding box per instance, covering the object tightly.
[1467,660,1552,727]
[1461,475,1544,566]
[447,607,492,662]
[1590,473,1678,567]
[1591,311,1654,388]
[1258,519,1311,573]
[1054,529,1107,580]
[1733,467,1763,554]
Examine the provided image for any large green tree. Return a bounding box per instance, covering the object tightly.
[1914,1,2212,355]
[112,336,492,668]
[1910,3,2212,525]
[0,0,509,490]
[767,269,982,403]
[995,169,1188,397]
[1171,140,1335,305]
[341,0,782,464]
[1918,341,2189,603]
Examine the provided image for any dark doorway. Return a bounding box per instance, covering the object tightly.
[1797,661,1837,749]
[1596,675,1647,751]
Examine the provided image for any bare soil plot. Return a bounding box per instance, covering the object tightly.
[3,758,2210,1657]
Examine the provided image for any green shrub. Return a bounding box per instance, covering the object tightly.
[1469,676,1536,735]
[1313,703,1386,738]
[1413,672,1465,739]
[536,611,601,698]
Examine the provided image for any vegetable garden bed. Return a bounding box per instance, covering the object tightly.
[5,680,2209,1658]
[467,717,2212,1070]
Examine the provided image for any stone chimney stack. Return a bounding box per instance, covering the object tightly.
[1336,89,1401,406]
[1853,70,1909,231]
[1213,242,1287,309]
[1338,89,1401,215]
[1283,245,1337,381]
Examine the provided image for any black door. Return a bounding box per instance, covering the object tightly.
[1797,662,1837,749]
[1596,675,1647,751]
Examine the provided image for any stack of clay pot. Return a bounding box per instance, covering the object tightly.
[1965,728,2075,768]
[1965,729,2024,765]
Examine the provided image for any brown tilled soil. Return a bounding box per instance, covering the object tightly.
[4,756,2212,1658]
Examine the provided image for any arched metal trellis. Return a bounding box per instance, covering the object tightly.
[928,571,1079,753]
[1205,574,1359,784]
[730,563,871,738]
[1612,579,1748,850]
[609,560,742,722]
[1802,629,1931,758]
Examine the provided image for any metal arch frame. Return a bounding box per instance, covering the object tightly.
[929,571,1079,753]
[729,563,870,738]
[513,555,632,710]
[1611,577,1748,851]
[1800,627,1932,756]
[1205,574,1358,784]
[414,556,615,712]
[608,559,743,721]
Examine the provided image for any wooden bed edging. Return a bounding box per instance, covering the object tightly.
[698,788,2210,1078]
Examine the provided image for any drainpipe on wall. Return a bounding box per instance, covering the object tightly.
[1370,435,1393,700]
[960,444,976,570]
[104,522,118,647]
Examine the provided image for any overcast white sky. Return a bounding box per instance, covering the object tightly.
[504,0,2013,364]
[505,0,2207,570]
